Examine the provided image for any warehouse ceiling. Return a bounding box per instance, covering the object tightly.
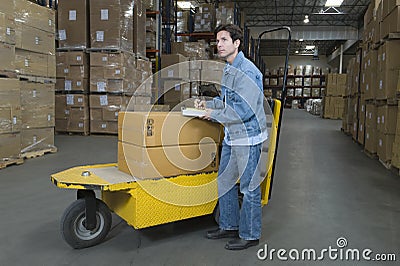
[196,0,370,57]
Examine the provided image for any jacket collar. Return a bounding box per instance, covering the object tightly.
[228,51,244,68]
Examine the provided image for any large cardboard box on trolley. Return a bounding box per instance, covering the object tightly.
[118,111,223,178]
[118,141,219,179]
[118,112,223,146]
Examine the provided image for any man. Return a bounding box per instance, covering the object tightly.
[195,24,267,250]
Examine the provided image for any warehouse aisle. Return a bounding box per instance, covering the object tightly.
[0,110,399,266]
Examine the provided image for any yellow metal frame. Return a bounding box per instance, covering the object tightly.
[51,99,281,229]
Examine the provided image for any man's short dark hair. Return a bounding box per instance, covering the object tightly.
[214,24,244,51]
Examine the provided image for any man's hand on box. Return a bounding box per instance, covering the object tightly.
[194,99,206,110]
[200,109,212,120]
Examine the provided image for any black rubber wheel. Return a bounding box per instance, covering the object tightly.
[60,198,111,249]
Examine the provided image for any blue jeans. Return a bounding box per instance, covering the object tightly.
[217,142,262,240]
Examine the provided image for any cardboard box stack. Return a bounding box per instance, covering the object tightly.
[392,102,400,168]
[56,0,90,134]
[58,0,89,49]
[133,0,146,57]
[340,0,400,174]
[146,17,157,49]
[0,1,18,165]
[216,2,236,27]
[0,79,22,165]
[342,49,363,143]
[56,0,154,135]
[118,111,222,179]
[176,10,190,33]
[323,74,346,120]
[194,4,216,32]
[55,94,90,135]
[14,0,56,80]
[12,0,57,156]
[160,54,189,108]
[376,105,397,163]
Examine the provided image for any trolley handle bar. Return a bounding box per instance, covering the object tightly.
[256,26,292,106]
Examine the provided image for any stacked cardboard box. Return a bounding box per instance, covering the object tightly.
[11,0,56,156]
[323,74,346,119]
[146,16,156,49]
[376,40,400,100]
[89,51,136,94]
[118,111,222,179]
[90,94,128,134]
[194,4,216,32]
[13,0,56,79]
[160,54,189,108]
[56,0,154,135]
[392,102,400,168]
[177,10,190,33]
[89,0,134,51]
[133,0,146,57]
[380,0,400,40]
[58,0,89,49]
[171,41,209,60]
[365,103,378,154]
[216,2,236,27]
[377,105,397,163]
[56,51,89,93]
[55,94,90,134]
[0,79,21,161]
[20,81,55,152]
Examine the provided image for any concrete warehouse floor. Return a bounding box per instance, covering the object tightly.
[0,109,399,266]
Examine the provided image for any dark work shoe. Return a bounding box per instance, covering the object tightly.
[225,238,259,250]
[206,228,239,239]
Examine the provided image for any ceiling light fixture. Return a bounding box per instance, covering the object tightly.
[306,45,315,50]
[314,6,345,14]
[325,0,344,7]
[303,15,309,23]
[295,50,299,54]
[299,39,304,42]
[177,1,192,9]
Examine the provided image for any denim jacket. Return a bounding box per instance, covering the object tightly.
[206,51,267,143]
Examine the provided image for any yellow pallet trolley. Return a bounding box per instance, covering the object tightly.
[52,27,292,249]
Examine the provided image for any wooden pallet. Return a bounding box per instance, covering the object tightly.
[86,48,135,55]
[55,131,90,136]
[390,165,400,176]
[383,32,400,40]
[18,74,56,84]
[0,158,24,169]
[0,70,18,79]
[364,149,378,160]
[375,98,398,106]
[21,147,58,159]
[379,158,392,170]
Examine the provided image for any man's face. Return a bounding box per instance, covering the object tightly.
[216,30,239,63]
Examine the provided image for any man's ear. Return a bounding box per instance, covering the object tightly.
[234,39,240,48]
